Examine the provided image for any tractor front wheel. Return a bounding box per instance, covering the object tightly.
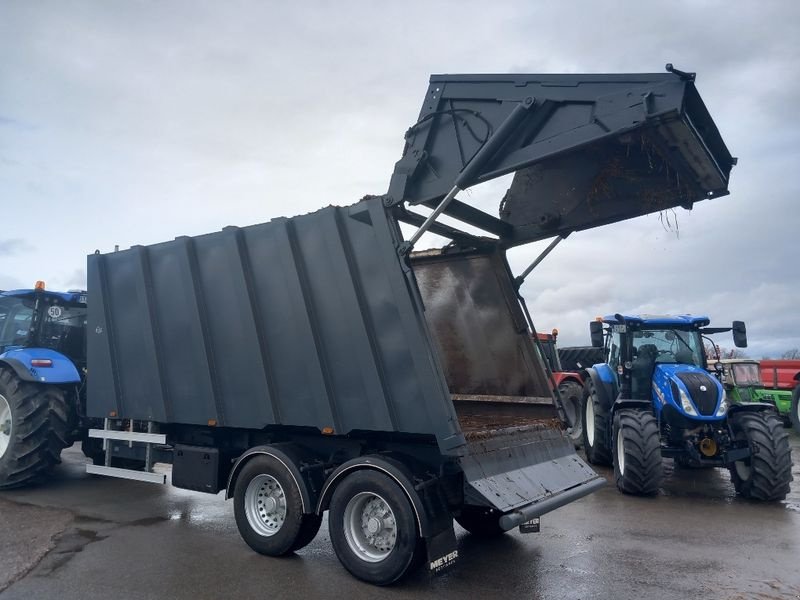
[0,369,71,489]
[728,411,792,501]
[612,409,662,496]
[582,379,612,465]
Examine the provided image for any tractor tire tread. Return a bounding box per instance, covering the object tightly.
[0,368,72,490]
[613,409,662,496]
[728,412,792,501]
[582,378,612,466]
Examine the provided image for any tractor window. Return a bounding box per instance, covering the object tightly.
[632,329,703,367]
[608,331,621,374]
[39,302,87,363]
[731,363,760,386]
[0,296,34,348]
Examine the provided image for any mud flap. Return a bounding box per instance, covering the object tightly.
[459,424,603,529]
[426,526,459,576]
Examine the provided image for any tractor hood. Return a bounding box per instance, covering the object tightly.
[389,68,734,247]
[653,364,725,419]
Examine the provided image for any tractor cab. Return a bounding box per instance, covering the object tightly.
[713,359,769,405]
[590,314,747,419]
[0,283,87,377]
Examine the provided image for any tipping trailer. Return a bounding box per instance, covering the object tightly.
[1,66,735,585]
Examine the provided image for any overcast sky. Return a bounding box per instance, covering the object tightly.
[1,1,798,358]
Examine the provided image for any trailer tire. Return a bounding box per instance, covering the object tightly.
[454,506,505,537]
[582,379,612,465]
[0,369,70,489]
[728,411,792,501]
[329,470,422,585]
[233,455,317,556]
[558,380,584,449]
[790,387,800,435]
[613,409,662,496]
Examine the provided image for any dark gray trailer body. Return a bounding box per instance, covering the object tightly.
[87,195,597,497]
[88,199,462,449]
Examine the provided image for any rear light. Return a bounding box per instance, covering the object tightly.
[30,359,53,368]
[35,280,46,290]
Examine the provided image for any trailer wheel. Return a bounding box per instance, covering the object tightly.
[454,505,505,537]
[582,379,612,465]
[612,409,662,496]
[728,411,792,501]
[558,380,584,449]
[233,455,317,556]
[0,369,71,489]
[790,387,800,435]
[329,470,422,585]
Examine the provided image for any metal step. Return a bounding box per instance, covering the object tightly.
[86,464,166,484]
[87,429,167,444]
[85,420,167,484]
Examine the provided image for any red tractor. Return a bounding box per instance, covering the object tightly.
[535,329,604,448]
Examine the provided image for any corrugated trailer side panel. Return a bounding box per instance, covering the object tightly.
[87,199,461,446]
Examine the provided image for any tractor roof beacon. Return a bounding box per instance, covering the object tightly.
[582,314,792,501]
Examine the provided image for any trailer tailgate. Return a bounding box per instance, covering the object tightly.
[459,423,603,518]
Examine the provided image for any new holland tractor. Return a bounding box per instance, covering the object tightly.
[581,314,792,500]
[0,283,86,488]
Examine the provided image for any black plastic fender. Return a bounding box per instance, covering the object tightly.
[584,367,616,411]
[0,358,37,382]
[316,454,435,538]
[225,444,317,514]
[612,399,652,414]
[728,402,777,415]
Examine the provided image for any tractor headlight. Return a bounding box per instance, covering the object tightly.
[679,388,699,416]
[715,390,728,417]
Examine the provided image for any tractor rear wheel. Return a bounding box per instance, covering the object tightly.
[558,380,584,449]
[582,379,612,465]
[612,409,662,496]
[790,387,800,435]
[728,411,792,501]
[0,369,71,489]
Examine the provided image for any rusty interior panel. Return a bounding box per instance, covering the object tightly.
[411,247,558,434]
[453,398,562,439]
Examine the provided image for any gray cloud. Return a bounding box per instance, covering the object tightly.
[0,0,798,357]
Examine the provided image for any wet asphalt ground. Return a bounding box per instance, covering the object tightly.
[1,435,799,600]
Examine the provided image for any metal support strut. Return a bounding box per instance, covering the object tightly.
[400,99,536,254]
[514,234,569,288]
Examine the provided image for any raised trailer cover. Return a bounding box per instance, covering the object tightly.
[389,70,734,246]
[88,198,463,451]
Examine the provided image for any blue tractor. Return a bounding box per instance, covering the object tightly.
[0,283,87,487]
[581,314,792,500]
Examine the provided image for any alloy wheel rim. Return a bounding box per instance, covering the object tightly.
[244,474,287,537]
[617,430,625,475]
[586,399,595,446]
[0,393,11,459]
[343,492,397,563]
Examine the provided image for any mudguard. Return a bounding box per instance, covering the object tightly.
[728,402,776,415]
[225,444,318,513]
[585,366,616,410]
[0,348,81,384]
[316,454,433,536]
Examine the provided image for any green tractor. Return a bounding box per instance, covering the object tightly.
[712,358,795,430]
